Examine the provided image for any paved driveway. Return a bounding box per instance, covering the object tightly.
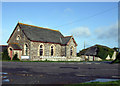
[1,61,120,84]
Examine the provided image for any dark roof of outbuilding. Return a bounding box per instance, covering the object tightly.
[84,46,98,56]
[9,44,22,50]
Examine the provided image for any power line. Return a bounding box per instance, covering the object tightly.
[53,6,117,28]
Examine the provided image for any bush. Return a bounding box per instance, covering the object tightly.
[78,44,114,60]
[2,49,11,60]
[13,53,20,60]
[95,45,114,60]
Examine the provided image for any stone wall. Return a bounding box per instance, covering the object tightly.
[8,25,30,56]
[61,46,66,56]
[66,38,77,57]
[29,56,81,61]
[30,38,77,60]
[30,42,62,60]
[22,56,103,61]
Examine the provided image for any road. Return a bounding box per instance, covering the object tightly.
[1,61,120,85]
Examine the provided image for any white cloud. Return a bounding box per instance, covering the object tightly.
[95,23,118,42]
[64,8,72,13]
[71,27,91,38]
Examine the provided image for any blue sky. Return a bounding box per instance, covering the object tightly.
[1,2,118,52]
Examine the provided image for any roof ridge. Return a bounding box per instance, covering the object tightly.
[64,36,72,38]
[9,43,19,45]
[18,22,59,32]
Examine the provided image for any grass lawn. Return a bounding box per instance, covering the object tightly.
[64,80,120,86]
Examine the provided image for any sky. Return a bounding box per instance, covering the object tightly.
[1,2,118,52]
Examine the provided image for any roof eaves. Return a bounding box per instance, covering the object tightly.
[7,23,19,43]
[18,22,60,32]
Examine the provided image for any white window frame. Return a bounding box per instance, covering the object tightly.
[38,43,44,56]
[24,44,28,55]
[49,44,55,56]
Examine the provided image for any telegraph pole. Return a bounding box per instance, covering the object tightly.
[84,40,86,61]
[84,40,85,49]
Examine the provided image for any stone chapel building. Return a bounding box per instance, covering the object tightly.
[7,22,77,60]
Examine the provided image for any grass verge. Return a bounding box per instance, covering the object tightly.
[64,80,120,86]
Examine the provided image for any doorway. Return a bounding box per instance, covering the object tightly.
[10,48,13,59]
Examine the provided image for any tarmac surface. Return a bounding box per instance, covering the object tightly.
[1,61,120,85]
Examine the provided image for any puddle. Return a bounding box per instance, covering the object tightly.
[3,79,10,82]
[0,72,10,83]
[2,72,8,75]
[0,72,8,75]
[3,76,7,78]
[86,78,120,83]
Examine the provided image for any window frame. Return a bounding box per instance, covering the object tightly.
[24,44,28,55]
[38,43,44,56]
[70,46,74,56]
[50,44,55,56]
[16,35,20,40]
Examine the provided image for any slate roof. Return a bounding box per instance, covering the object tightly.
[61,36,72,45]
[18,23,74,45]
[84,46,98,56]
[9,44,22,50]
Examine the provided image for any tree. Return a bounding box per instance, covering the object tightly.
[13,53,20,60]
[2,49,11,60]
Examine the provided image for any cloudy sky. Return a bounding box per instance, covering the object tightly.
[1,2,118,52]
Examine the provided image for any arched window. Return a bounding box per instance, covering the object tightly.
[49,45,55,56]
[38,44,44,56]
[24,44,28,55]
[70,46,73,56]
[16,35,20,40]
[40,45,43,56]
[17,28,20,31]
[51,46,54,56]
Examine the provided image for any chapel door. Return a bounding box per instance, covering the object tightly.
[10,48,13,59]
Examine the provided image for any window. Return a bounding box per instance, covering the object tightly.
[40,45,43,56]
[51,46,54,56]
[24,44,28,55]
[70,46,73,56]
[16,36,20,40]
[17,28,20,31]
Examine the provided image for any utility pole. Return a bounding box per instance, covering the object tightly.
[84,40,85,49]
[84,40,86,61]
